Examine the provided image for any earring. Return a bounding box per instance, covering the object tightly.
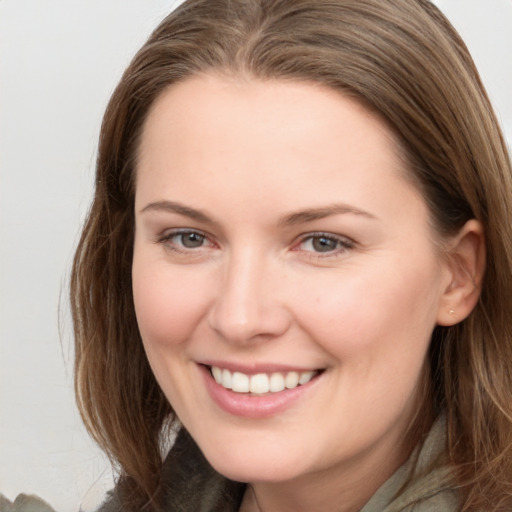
[449,308,455,315]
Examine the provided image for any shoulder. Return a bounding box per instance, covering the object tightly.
[364,470,459,512]
[399,489,459,512]
[382,466,460,512]
[363,416,460,512]
[93,428,244,512]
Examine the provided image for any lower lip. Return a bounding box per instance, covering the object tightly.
[200,365,320,419]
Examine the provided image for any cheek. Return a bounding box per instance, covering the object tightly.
[131,259,210,350]
[291,257,442,362]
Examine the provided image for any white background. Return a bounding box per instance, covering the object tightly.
[1,1,511,510]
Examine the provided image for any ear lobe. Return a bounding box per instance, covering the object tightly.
[437,219,486,326]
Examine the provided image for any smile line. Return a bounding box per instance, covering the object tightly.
[209,366,320,394]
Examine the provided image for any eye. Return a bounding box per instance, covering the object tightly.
[295,233,354,255]
[158,229,213,251]
[176,231,206,248]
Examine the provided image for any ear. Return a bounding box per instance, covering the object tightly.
[436,219,486,326]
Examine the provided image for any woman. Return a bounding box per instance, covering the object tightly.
[71,0,512,510]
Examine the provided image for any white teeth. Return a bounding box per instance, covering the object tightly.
[212,366,223,384]
[269,372,285,392]
[284,371,299,389]
[299,371,315,385]
[232,372,249,393]
[222,368,232,389]
[210,366,317,394]
[250,373,270,394]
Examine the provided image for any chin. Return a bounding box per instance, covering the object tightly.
[201,443,309,484]
[213,462,304,484]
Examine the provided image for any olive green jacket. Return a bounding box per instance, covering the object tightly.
[361,416,459,511]
[98,416,458,511]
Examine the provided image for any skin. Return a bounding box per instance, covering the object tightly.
[132,74,482,512]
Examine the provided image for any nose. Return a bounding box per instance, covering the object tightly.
[207,248,291,345]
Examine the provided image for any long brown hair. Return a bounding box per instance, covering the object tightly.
[71,0,512,509]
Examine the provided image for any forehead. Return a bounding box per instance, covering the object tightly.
[135,74,427,229]
[139,73,400,153]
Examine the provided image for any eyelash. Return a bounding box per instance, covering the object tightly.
[293,232,355,258]
[157,229,355,258]
[157,229,213,253]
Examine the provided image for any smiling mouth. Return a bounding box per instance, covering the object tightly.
[209,366,321,395]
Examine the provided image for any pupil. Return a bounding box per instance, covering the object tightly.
[182,233,204,248]
[312,236,336,252]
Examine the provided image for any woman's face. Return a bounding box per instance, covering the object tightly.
[132,75,452,486]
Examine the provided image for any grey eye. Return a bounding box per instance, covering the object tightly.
[311,236,339,252]
[179,232,206,248]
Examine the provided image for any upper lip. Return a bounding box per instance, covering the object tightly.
[199,360,322,375]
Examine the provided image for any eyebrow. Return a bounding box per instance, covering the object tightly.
[140,200,214,224]
[279,203,377,226]
[140,200,376,226]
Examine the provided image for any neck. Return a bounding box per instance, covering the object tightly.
[239,419,423,512]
